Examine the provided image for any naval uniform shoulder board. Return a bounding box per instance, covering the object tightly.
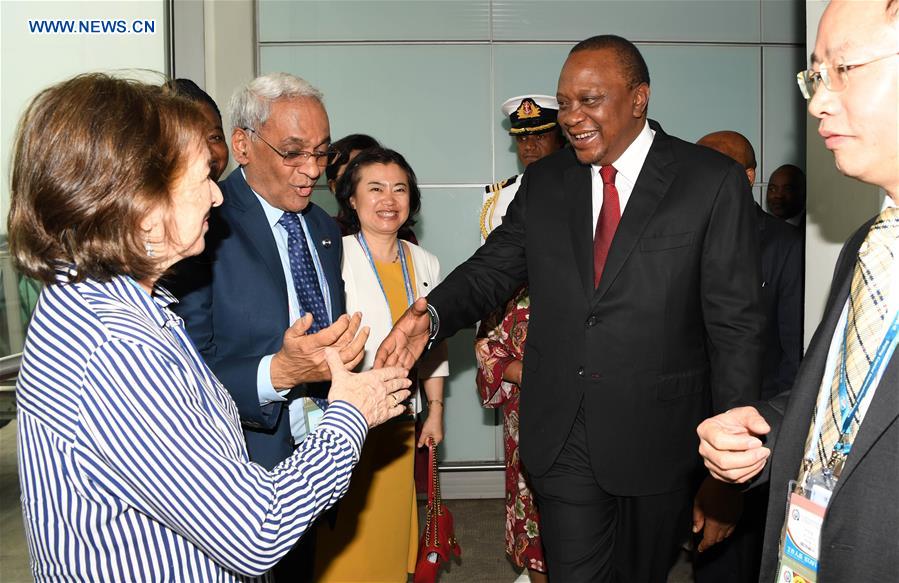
[484,174,519,194]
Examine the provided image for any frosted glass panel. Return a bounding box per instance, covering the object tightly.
[762,0,804,43]
[260,45,493,185]
[492,0,759,42]
[761,47,807,183]
[258,0,490,42]
[492,44,571,181]
[418,187,499,463]
[643,45,761,147]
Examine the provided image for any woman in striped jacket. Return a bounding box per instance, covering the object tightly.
[7,73,412,582]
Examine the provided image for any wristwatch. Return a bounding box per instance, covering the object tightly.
[425,303,440,342]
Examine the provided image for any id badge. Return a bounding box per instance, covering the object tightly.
[304,398,324,434]
[776,480,826,583]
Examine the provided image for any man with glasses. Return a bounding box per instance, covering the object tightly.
[172,72,367,580]
[698,1,899,581]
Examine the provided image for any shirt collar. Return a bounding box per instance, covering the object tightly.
[592,120,655,183]
[240,167,313,228]
[53,264,180,329]
[241,168,285,228]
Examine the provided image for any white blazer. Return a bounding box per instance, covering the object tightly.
[341,235,450,383]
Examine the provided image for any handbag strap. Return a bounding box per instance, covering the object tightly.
[427,437,438,504]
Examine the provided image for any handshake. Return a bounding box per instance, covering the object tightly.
[271,298,434,428]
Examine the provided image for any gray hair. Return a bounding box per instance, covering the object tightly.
[228,72,324,131]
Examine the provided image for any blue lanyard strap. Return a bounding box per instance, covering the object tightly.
[356,233,415,310]
[834,310,899,450]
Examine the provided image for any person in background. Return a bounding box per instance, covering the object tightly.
[172,72,369,581]
[698,1,899,580]
[765,163,807,228]
[9,72,412,582]
[480,95,565,243]
[167,78,230,181]
[314,147,448,583]
[325,133,381,195]
[693,130,804,583]
[474,93,565,583]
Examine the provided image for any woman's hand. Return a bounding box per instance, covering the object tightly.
[417,405,444,447]
[325,348,412,428]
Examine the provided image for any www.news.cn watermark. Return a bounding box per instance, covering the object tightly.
[28,19,157,35]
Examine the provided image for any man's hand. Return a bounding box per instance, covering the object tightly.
[697,406,772,483]
[373,297,431,369]
[325,348,412,428]
[271,312,370,389]
[692,476,743,552]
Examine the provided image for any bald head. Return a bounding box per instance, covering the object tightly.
[697,131,757,186]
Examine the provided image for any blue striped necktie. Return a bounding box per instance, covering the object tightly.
[278,211,330,410]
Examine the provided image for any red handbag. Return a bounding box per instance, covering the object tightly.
[413,439,461,583]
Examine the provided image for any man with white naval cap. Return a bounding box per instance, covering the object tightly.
[481,95,566,242]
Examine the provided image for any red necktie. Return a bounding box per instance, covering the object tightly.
[593,165,621,288]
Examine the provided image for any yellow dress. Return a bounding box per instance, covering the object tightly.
[313,251,419,583]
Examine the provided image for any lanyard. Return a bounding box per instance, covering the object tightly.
[835,311,899,440]
[808,309,899,463]
[356,233,415,310]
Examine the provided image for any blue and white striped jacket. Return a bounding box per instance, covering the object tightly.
[16,268,367,581]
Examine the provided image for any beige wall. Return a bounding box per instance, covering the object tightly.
[0,0,168,233]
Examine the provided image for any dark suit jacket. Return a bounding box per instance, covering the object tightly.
[171,168,345,470]
[429,120,765,495]
[757,218,899,581]
[758,207,804,400]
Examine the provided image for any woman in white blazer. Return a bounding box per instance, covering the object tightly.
[314,148,449,583]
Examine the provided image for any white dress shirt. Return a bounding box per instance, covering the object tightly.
[591,120,656,234]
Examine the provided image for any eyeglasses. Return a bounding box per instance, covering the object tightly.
[245,127,335,167]
[796,51,899,100]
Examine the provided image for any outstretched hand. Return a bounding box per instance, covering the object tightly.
[325,348,412,428]
[374,297,432,369]
[697,406,772,483]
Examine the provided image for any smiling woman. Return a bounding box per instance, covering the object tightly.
[7,73,412,581]
[317,147,449,583]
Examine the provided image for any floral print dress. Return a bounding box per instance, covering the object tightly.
[474,285,546,574]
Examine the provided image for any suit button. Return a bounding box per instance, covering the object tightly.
[577,367,584,377]
[586,315,599,328]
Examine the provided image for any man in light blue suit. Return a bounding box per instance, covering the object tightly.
[173,72,367,470]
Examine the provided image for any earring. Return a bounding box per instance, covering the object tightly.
[144,233,155,258]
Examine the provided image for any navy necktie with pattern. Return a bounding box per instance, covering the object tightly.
[278,211,330,410]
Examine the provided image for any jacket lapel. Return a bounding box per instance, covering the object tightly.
[592,121,676,308]
[564,161,595,299]
[222,169,288,296]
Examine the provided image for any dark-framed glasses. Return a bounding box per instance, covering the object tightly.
[797,51,899,100]
[245,127,334,167]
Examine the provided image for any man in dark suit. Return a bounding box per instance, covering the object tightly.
[692,131,803,582]
[377,35,764,582]
[173,73,366,580]
[697,131,804,401]
[698,1,899,580]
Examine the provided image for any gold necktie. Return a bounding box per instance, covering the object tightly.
[799,207,899,484]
